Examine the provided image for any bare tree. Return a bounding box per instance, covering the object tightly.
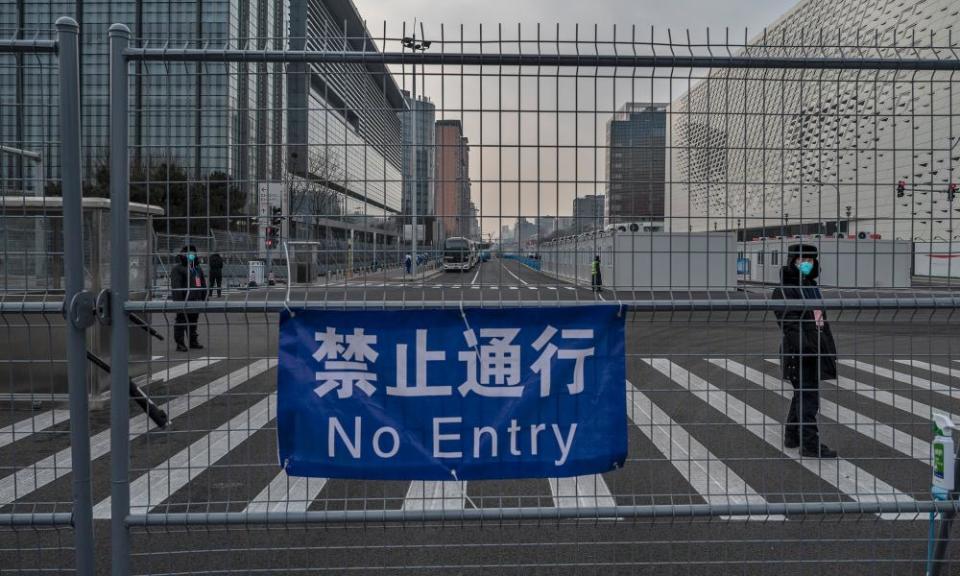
[286,149,347,236]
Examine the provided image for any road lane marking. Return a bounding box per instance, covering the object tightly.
[500,262,529,286]
[626,382,778,519]
[470,265,481,285]
[0,410,71,450]
[549,474,616,509]
[245,472,327,513]
[839,360,960,400]
[769,359,959,425]
[712,359,928,462]
[644,358,915,519]
[0,358,222,451]
[0,359,276,507]
[892,359,960,381]
[403,481,468,511]
[95,392,277,518]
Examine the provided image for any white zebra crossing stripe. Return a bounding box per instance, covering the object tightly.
[0,410,71,450]
[0,359,276,507]
[839,360,960,401]
[402,481,468,511]
[711,359,928,462]
[768,359,960,426]
[95,392,277,518]
[644,358,915,519]
[549,475,616,509]
[138,357,225,386]
[892,359,960,381]
[626,382,777,517]
[0,358,222,451]
[245,472,326,513]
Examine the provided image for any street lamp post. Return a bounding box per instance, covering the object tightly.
[402,29,431,275]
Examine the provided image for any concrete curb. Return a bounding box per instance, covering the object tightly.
[392,267,446,283]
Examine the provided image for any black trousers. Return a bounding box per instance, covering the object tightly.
[785,374,820,449]
[591,272,602,291]
[174,312,200,345]
[210,271,223,296]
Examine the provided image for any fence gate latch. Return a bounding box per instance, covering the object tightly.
[65,290,96,330]
[96,289,112,325]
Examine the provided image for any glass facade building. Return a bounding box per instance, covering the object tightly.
[286,0,405,221]
[401,91,436,223]
[606,103,667,223]
[1,0,288,200]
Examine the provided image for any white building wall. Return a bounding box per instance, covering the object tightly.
[540,232,737,290]
[740,237,912,287]
[669,0,960,244]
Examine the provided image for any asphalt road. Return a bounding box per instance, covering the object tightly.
[3,257,960,575]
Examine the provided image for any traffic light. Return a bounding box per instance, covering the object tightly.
[271,206,283,228]
[896,180,906,198]
[948,183,957,203]
[265,225,279,249]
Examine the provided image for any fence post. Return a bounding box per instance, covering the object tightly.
[56,16,96,576]
[108,22,131,576]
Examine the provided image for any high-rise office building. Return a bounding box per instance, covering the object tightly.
[573,194,605,232]
[401,91,436,240]
[606,103,667,223]
[434,119,471,239]
[0,0,288,197]
[287,0,405,223]
[669,0,960,241]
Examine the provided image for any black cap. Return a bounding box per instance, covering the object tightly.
[787,243,818,258]
[180,244,198,253]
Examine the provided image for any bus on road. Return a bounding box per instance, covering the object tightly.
[477,241,492,262]
[443,237,478,272]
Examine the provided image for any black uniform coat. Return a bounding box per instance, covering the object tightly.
[170,255,208,302]
[771,263,838,384]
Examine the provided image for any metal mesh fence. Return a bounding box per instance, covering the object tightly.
[5,13,960,575]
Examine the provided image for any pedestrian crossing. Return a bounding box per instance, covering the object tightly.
[2,353,956,520]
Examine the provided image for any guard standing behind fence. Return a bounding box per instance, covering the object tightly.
[773,243,838,458]
[171,244,207,352]
[591,255,602,292]
[209,252,224,297]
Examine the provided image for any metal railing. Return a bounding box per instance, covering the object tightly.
[3,15,960,575]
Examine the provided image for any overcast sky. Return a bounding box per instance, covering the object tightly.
[351,0,801,236]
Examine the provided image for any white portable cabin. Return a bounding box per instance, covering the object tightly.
[739,235,912,288]
[540,231,737,290]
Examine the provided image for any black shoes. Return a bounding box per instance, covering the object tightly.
[176,343,189,352]
[784,435,800,449]
[189,341,204,350]
[801,444,838,459]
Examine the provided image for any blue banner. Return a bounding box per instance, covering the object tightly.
[277,306,626,480]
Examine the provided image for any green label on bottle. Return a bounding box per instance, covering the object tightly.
[934,443,945,480]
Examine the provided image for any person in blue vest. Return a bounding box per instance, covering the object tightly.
[772,243,838,458]
[170,244,208,352]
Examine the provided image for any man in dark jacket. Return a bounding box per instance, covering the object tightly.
[772,243,838,458]
[170,245,207,352]
[209,252,224,298]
